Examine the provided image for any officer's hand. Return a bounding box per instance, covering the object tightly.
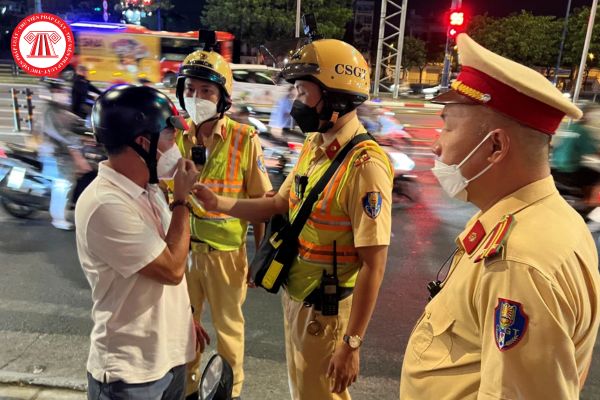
[173,159,199,202]
[246,271,257,288]
[327,345,359,393]
[193,319,210,353]
[192,184,218,211]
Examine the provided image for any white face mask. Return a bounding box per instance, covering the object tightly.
[184,97,218,126]
[156,144,182,179]
[431,131,495,201]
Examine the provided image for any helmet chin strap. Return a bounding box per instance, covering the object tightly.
[129,136,159,184]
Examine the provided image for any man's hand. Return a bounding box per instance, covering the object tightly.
[327,345,359,393]
[173,159,198,202]
[192,184,218,211]
[193,319,210,353]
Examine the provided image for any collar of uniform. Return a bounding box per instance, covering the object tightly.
[182,116,227,142]
[97,161,148,199]
[315,115,362,160]
[456,175,557,253]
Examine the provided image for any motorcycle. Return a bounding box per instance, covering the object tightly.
[0,142,51,218]
[263,142,301,190]
[0,134,104,219]
[382,145,420,208]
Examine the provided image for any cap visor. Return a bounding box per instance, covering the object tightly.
[431,89,478,105]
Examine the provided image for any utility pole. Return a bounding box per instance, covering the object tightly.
[553,0,572,85]
[573,0,598,104]
[157,0,162,31]
[373,0,409,98]
[295,0,301,38]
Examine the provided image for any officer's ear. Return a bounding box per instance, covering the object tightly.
[487,129,509,164]
[134,135,150,152]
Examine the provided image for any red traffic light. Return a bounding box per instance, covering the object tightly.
[449,11,465,27]
[447,9,466,38]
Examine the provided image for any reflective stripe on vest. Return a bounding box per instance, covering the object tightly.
[285,133,392,301]
[175,117,253,250]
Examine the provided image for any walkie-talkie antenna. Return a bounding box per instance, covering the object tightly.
[198,29,217,52]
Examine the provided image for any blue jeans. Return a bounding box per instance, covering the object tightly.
[87,365,186,400]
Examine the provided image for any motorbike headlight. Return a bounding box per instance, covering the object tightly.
[388,151,415,172]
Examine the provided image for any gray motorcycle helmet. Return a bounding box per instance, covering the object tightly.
[200,354,233,400]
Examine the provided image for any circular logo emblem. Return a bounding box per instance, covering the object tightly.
[11,13,74,77]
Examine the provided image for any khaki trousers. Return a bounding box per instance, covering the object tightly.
[283,291,353,400]
[185,244,248,397]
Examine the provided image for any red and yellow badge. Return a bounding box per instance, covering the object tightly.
[475,214,515,262]
[362,191,382,219]
[354,150,371,167]
[494,298,528,351]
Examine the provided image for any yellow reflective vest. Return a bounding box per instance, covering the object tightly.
[286,133,393,301]
[175,117,255,251]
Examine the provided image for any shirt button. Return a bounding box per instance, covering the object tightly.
[331,145,337,151]
[426,311,431,319]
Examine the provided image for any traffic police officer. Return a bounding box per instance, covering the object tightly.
[193,38,393,400]
[175,49,272,400]
[400,33,600,399]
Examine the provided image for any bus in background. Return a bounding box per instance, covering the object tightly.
[64,22,234,87]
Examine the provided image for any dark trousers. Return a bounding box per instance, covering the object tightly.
[87,364,186,400]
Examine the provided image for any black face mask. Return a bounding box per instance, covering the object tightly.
[290,99,321,134]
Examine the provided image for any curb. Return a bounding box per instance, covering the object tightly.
[366,99,443,109]
[0,371,86,392]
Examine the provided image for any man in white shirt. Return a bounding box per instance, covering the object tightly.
[75,85,209,400]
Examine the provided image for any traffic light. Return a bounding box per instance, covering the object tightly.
[447,9,465,38]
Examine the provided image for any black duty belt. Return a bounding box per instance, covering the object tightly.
[190,238,218,252]
[303,286,354,309]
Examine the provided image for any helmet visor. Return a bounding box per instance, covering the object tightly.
[180,65,227,89]
[281,63,319,82]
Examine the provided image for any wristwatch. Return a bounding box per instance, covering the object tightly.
[169,199,192,212]
[343,334,363,350]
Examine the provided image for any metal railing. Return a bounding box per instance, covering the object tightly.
[9,88,35,132]
[0,60,23,76]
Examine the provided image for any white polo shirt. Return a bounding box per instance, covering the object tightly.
[75,162,195,384]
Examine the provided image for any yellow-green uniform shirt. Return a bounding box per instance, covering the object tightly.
[177,116,272,249]
[278,115,393,301]
[400,176,600,399]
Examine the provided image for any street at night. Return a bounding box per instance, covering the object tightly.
[1,109,599,398]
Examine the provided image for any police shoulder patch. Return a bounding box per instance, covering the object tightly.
[257,155,267,173]
[362,191,382,219]
[494,298,528,351]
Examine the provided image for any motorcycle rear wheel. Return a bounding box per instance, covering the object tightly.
[1,197,35,218]
[392,177,419,209]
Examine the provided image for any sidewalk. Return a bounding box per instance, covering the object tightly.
[0,384,85,400]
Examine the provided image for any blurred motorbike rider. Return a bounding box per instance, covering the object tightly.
[39,78,89,230]
[175,47,272,400]
[551,103,600,200]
